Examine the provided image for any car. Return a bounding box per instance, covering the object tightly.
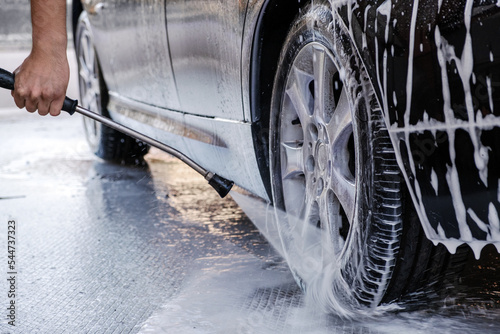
[72,0,500,313]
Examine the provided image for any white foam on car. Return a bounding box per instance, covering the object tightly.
[327,0,500,257]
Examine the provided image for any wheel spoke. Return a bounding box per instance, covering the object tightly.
[281,141,305,180]
[88,44,96,74]
[83,34,95,74]
[79,63,91,83]
[318,194,330,231]
[328,167,356,223]
[79,34,97,86]
[326,89,351,145]
[301,199,320,243]
[313,46,326,114]
[81,36,91,70]
[319,190,345,253]
[314,46,340,126]
[285,67,314,123]
[282,177,307,220]
[320,87,356,223]
[83,87,95,106]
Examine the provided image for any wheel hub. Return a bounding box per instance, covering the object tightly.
[316,141,328,172]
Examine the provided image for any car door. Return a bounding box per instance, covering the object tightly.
[166,0,248,120]
[84,0,181,111]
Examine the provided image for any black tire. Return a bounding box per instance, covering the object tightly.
[269,2,468,313]
[76,12,149,165]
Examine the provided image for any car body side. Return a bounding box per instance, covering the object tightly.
[74,0,500,250]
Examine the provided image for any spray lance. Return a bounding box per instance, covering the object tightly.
[0,67,234,198]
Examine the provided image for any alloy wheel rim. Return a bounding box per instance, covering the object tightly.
[78,22,101,147]
[279,42,357,256]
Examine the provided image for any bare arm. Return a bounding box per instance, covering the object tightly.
[12,0,69,116]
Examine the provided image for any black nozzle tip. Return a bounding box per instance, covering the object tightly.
[208,174,234,198]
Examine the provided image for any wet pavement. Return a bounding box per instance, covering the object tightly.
[0,51,500,333]
[0,105,293,333]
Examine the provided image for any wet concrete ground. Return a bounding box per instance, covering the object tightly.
[0,105,295,333]
[1,51,500,333]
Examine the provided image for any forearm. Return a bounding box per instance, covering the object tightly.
[12,0,69,116]
[31,0,68,57]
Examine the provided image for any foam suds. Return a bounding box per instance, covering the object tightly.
[327,0,500,255]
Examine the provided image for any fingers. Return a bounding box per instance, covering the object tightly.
[11,69,30,112]
[12,79,65,116]
[12,91,63,116]
[11,84,49,116]
[48,97,63,116]
[25,99,40,114]
[36,95,51,116]
[33,90,63,116]
[11,87,39,114]
[11,90,26,111]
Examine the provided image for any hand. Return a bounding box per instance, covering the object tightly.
[11,48,69,116]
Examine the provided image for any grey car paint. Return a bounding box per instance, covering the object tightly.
[166,0,248,120]
[86,0,180,111]
[82,0,269,199]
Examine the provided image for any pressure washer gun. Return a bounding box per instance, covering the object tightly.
[0,67,234,198]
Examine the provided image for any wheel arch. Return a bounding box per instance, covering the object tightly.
[249,0,303,199]
[248,0,384,201]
